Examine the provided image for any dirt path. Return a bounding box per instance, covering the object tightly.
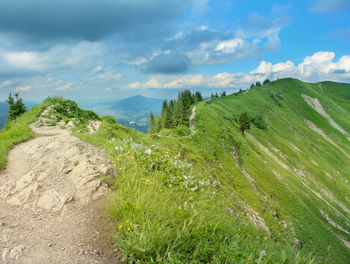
[189,106,197,134]
[0,125,117,264]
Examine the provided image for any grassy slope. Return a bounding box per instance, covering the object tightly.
[0,103,47,169]
[1,80,349,263]
[183,78,350,263]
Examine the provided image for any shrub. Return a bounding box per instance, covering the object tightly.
[251,115,267,129]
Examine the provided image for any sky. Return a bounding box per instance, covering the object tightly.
[0,0,349,102]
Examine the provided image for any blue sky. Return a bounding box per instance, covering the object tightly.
[0,0,349,101]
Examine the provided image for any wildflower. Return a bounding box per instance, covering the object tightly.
[127,227,130,231]
[126,220,129,223]
[118,225,122,230]
[144,222,147,225]
[264,236,268,240]
[165,151,169,154]
[130,222,133,226]
[248,234,251,238]
[178,207,182,210]
[146,149,152,155]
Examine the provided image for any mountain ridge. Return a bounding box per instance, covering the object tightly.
[0,78,349,263]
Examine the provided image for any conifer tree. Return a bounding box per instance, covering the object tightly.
[221,91,226,97]
[194,91,203,102]
[263,79,270,85]
[238,112,251,134]
[6,92,27,121]
[148,112,155,133]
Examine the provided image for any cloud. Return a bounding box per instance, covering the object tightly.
[0,0,203,42]
[0,80,13,88]
[0,41,105,77]
[122,52,350,91]
[56,82,73,91]
[127,14,287,74]
[310,0,350,13]
[138,52,191,74]
[95,72,122,80]
[15,85,31,92]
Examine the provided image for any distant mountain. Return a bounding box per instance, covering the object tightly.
[112,95,162,113]
[92,95,162,132]
[0,102,7,129]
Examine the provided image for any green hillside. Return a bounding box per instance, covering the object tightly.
[1,78,349,263]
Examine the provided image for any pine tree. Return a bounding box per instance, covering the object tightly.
[263,79,271,85]
[148,112,155,133]
[221,91,226,97]
[6,92,27,121]
[238,112,251,134]
[194,91,203,102]
[255,81,261,87]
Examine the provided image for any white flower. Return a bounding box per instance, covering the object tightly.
[146,149,152,155]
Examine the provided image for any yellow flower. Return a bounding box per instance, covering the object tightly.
[126,220,129,223]
[130,222,133,226]
[118,225,122,230]
[178,207,182,210]
[165,151,169,154]
[127,227,130,231]
[248,234,251,238]
[144,222,147,225]
[264,236,268,240]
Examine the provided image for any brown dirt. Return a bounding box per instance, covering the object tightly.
[0,124,118,264]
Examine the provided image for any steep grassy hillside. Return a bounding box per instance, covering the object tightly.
[1,79,349,263]
[78,78,350,263]
[177,78,350,263]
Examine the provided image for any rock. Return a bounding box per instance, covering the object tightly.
[294,238,303,249]
[37,189,68,212]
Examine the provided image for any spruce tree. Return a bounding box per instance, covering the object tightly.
[6,92,27,121]
[263,79,270,85]
[238,112,251,134]
[148,112,155,133]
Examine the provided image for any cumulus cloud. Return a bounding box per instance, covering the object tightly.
[0,41,105,77]
[310,0,350,13]
[122,52,350,91]
[128,14,287,73]
[56,82,73,91]
[15,85,31,92]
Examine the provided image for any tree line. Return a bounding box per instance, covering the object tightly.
[148,90,203,133]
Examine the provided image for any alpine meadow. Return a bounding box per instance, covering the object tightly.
[1,0,350,263]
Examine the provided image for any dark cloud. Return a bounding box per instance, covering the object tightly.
[140,52,191,74]
[0,0,191,41]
